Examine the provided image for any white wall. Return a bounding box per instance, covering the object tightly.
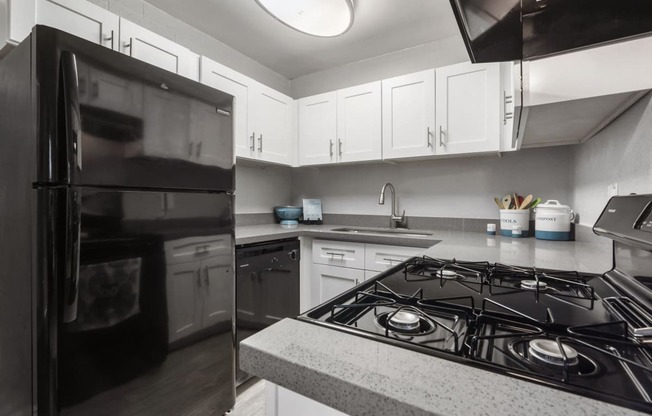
[571,93,652,226]
[290,35,467,98]
[291,147,572,219]
[235,164,292,214]
[87,0,290,94]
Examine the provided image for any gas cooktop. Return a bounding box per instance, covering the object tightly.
[299,194,652,414]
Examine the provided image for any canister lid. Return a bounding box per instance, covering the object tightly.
[535,200,573,212]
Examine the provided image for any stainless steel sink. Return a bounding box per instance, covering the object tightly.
[331,227,434,237]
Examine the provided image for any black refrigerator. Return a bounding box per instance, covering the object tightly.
[0,26,236,415]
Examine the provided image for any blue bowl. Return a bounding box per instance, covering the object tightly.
[274,206,302,221]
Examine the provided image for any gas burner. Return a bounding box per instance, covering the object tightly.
[508,338,600,377]
[375,310,436,336]
[435,269,460,280]
[529,339,578,365]
[521,280,548,291]
[388,311,421,331]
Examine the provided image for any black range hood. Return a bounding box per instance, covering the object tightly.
[450,0,652,63]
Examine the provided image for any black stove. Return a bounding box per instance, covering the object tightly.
[298,194,652,413]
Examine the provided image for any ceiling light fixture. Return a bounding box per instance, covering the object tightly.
[255,0,354,37]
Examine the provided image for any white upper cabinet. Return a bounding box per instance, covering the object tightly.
[249,82,294,165]
[119,18,194,79]
[0,0,34,52]
[382,69,436,159]
[298,92,337,166]
[435,61,501,155]
[337,81,382,163]
[200,56,249,161]
[35,0,118,50]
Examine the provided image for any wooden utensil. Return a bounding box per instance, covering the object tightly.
[494,197,504,209]
[519,194,533,210]
[502,195,512,210]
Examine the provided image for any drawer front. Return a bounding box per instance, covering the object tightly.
[312,239,365,269]
[164,235,232,265]
[364,244,422,272]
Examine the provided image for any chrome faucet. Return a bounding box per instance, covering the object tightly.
[378,183,407,228]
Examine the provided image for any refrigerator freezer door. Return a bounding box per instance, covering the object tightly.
[36,26,234,191]
[39,188,235,415]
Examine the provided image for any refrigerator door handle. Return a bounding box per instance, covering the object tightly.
[60,51,83,181]
[62,188,82,323]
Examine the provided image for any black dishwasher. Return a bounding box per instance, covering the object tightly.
[235,238,300,385]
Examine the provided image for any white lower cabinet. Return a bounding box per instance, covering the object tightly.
[310,239,423,308]
[312,264,364,305]
[267,383,347,416]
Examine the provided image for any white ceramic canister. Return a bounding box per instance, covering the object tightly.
[499,209,530,237]
[534,200,575,240]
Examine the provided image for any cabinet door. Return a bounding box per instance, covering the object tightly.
[119,18,192,78]
[201,56,251,160]
[298,92,337,166]
[275,385,348,416]
[337,81,382,163]
[364,244,422,272]
[382,69,435,159]
[1,0,34,50]
[249,83,293,165]
[36,0,118,50]
[435,62,501,155]
[201,255,233,330]
[166,262,202,343]
[312,264,364,305]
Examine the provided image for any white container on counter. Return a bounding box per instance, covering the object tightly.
[499,209,530,237]
[534,200,575,240]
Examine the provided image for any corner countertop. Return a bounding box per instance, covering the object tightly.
[235,223,612,273]
[237,223,636,416]
[241,319,645,416]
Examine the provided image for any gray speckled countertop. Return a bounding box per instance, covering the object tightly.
[241,319,645,416]
[236,224,637,416]
[235,223,612,273]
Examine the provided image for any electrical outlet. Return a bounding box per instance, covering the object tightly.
[607,183,618,198]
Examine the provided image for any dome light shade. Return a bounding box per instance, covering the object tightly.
[255,0,354,37]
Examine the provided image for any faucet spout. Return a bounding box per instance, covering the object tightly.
[378,183,406,228]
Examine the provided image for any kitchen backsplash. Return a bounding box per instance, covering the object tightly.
[291,147,572,220]
[571,92,652,226]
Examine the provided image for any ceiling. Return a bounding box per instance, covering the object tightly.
[145,0,461,79]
